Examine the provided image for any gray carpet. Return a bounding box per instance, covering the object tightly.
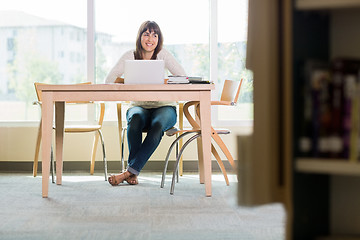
[0,172,285,240]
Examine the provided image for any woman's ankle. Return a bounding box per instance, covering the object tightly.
[122,171,131,178]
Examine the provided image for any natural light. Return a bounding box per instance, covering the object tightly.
[0,0,252,123]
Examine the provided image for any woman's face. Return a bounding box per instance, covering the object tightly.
[141,30,158,54]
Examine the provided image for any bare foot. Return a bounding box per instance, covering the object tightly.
[126,174,138,185]
[108,171,132,186]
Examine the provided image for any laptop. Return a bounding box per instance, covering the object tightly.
[124,60,165,84]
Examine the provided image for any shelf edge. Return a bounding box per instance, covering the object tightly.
[296,158,360,176]
[296,0,360,10]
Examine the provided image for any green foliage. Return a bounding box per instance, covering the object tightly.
[218,42,253,103]
[6,30,62,105]
[168,41,253,104]
[185,44,210,78]
[167,44,210,78]
[7,50,61,103]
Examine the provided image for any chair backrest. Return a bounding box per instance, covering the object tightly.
[34,82,105,125]
[220,79,243,104]
[34,82,92,102]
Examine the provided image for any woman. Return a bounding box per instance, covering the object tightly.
[105,20,186,185]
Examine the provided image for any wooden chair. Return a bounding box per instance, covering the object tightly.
[33,82,108,181]
[160,79,243,194]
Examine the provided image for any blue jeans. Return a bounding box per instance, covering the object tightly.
[126,106,177,175]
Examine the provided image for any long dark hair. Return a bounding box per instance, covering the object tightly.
[134,21,163,60]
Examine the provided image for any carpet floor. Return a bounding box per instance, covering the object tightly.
[0,172,285,240]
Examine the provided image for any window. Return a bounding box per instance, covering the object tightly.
[0,0,87,121]
[217,0,253,123]
[0,0,252,124]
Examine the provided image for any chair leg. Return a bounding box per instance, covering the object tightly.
[170,133,201,195]
[97,130,107,181]
[211,131,236,169]
[90,131,100,175]
[178,102,184,176]
[121,128,127,173]
[211,144,230,186]
[161,132,195,188]
[161,139,177,188]
[175,137,179,183]
[33,121,42,177]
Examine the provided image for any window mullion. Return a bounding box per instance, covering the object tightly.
[87,0,95,122]
[210,0,219,124]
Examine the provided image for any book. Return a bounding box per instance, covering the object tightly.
[188,76,203,81]
[167,75,189,84]
[188,76,212,84]
[167,76,211,84]
[299,60,330,157]
[313,67,332,158]
[298,61,313,157]
[299,58,360,160]
[189,79,212,84]
[331,58,360,159]
[349,80,360,162]
[343,74,358,159]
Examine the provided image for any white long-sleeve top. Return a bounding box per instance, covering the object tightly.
[105,48,186,108]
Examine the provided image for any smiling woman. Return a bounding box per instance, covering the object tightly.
[139,30,159,59]
[135,21,162,60]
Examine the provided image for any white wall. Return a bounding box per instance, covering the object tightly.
[0,123,252,164]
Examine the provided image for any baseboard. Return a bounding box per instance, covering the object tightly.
[0,160,236,173]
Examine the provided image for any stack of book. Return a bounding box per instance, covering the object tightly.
[167,76,211,84]
[298,58,360,161]
[167,75,189,84]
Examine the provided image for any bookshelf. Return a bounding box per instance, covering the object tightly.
[243,0,360,239]
[293,6,360,176]
[291,1,360,239]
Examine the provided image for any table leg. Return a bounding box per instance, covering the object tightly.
[196,112,204,184]
[55,102,65,185]
[117,103,123,172]
[199,91,212,197]
[41,93,54,198]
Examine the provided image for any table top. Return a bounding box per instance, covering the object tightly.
[38,83,215,92]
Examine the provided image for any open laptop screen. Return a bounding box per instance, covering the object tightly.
[124,60,165,84]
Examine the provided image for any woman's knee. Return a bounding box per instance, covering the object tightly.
[128,113,143,125]
[127,107,148,129]
[152,106,177,128]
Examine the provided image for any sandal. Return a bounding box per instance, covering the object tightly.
[108,171,131,186]
[125,174,138,185]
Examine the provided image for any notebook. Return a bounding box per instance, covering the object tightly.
[124,60,165,84]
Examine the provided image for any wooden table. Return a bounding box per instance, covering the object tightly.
[38,84,215,197]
